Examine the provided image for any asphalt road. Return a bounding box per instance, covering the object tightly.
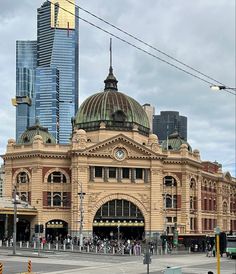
[0,248,235,274]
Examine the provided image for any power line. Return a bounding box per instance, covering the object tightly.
[66,0,227,88]
[49,0,235,96]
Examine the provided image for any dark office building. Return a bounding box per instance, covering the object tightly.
[153,111,187,142]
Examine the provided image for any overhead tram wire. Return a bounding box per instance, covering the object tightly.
[65,0,226,88]
[48,1,235,96]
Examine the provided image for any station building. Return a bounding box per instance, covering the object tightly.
[1,65,236,243]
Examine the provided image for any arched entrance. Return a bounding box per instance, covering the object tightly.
[93,199,144,241]
[45,220,68,242]
[17,219,30,241]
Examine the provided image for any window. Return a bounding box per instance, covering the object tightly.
[122,168,130,179]
[17,172,29,184]
[190,178,196,189]
[204,198,207,210]
[53,192,61,206]
[95,199,144,220]
[47,192,70,207]
[164,176,177,187]
[109,167,116,178]
[166,217,172,223]
[165,194,177,208]
[20,192,28,202]
[95,167,103,178]
[213,199,216,211]
[166,195,172,208]
[190,196,193,209]
[136,168,143,179]
[47,171,66,183]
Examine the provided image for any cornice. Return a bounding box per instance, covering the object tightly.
[3,150,69,160]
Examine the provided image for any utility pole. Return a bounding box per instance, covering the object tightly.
[13,185,17,255]
[13,186,20,255]
[77,182,85,249]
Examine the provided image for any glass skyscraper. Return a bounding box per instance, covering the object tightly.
[15,41,37,139]
[15,0,79,143]
[153,111,187,142]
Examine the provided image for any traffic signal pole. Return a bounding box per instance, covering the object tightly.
[216,234,220,274]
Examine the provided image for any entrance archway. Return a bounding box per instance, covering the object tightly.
[93,199,144,241]
[45,220,68,242]
[17,219,30,241]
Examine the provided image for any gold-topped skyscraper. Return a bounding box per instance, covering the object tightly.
[15,0,79,143]
[50,0,76,29]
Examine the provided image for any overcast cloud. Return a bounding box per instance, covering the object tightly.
[0,0,235,176]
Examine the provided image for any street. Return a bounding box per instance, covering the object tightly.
[0,248,235,274]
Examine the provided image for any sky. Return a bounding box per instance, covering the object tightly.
[0,0,235,176]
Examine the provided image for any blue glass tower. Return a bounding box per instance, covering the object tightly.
[15,0,79,143]
[36,0,79,143]
[15,41,37,140]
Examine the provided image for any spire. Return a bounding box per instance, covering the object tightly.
[104,38,118,91]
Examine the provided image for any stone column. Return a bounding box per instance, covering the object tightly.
[4,214,8,239]
[181,172,190,234]
[196,174,202,233]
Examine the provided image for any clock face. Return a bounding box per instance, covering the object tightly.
[115,149,125,160]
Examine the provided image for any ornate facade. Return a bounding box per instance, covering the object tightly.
[1,66,236,242]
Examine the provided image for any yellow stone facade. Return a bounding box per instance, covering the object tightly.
[2,126,236,240]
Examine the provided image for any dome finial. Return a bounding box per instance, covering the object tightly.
[104,38,118,91]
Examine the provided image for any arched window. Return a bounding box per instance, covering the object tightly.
[163,176,177,187]
[47,171,67,183]
[17,172,29,184]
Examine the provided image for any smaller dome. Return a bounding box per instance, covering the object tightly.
[162,130,192,152]
[17,120,56,145]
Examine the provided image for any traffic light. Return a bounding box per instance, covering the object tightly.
[219,232,226,254]
[35,224,44,233]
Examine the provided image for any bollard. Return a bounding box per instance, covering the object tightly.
[0,240,2,247]
[104,246,106,254]
[122,247,124,255]
[113,247,115,254]
[63,244,66,251]
[71,244,74,251]
[6,241,9,248]
[95,245,98,253]
[0,262,3,274]
[188,247,191,254]
[20,241,22,248]
[33,241,36,249]
[87,245,89,253]
[129,248,132,256]
[41,243,43,250]
[26,241,29,248]
[56,243,58,250]
[48,243,50,250]
[79,246,81,252]
[28,260,32,273]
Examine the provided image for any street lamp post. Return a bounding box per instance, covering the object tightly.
[77,182,85,249]
[12,185,20,255]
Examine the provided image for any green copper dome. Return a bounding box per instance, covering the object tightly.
[17,120,56,145]
[74,67,150,136]
[162,131,192,152]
